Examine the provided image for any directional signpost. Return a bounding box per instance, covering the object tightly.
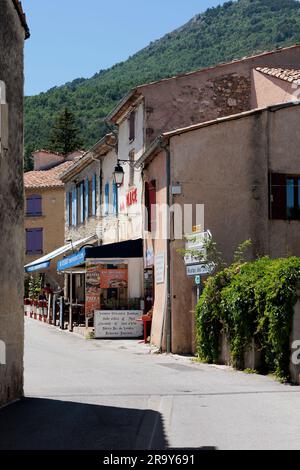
[186,263,214,277]
[184,229,214,302]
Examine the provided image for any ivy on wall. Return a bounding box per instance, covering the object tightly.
[196,257,300,381]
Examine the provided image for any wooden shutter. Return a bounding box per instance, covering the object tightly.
[113,181,118,215]
[145,182,150,231]
[92,174,97,216]
[80,183,84,223]
[129,111,136,141]
[269,173,287,220]
[85,178,89,219]
[26,228,43,254]
[26,195,42,216]
[104,182,110,215]
[149,180,157,234]
[66,193,70,226]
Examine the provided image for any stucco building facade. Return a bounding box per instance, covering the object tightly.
[60,134,144,324]
[0,0,29,407]
[137,101,300,354]
[106,44,300,354]
[24,160,76,287]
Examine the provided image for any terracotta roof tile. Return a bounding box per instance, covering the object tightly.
[12,0,30,39]
[256,67,300,85]
[24,161,74,189]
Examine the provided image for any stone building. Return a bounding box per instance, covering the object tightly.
[0,0,29,407]
[58,134,144,332]
[107,44,300,151]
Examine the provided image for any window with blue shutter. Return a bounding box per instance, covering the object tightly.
[104,182,110,215]
[92,174,97,216]
[26,228,43,255]
[66,193,70,226]
[113,181,118,215]
[74,187,78,226]
[71,188,77,226]
[85,178,89,219]
[26,195,42,217]
[80,182,84,223]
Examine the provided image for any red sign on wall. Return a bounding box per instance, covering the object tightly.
[126,188,138,207]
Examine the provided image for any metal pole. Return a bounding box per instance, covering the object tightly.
[69,272,73,332]
[59,296,64,330]
[196,286,200,304]
[47,293,52,324]
[52,294,57,326]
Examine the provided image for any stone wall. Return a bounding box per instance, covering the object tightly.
[140,45,300,147]
[0,0,26,407]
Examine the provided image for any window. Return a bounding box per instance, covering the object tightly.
[145,180,156,232]
[26,228,43,255]
[80,182,85,223]
[92,174,97,216]
[113,181,118,215]
[85,178,89,219]
[26,195,42,217]
[129,150,135,187]
[88,179,93,217]
[72,187,77,226]
[270,173,300,220]
[66,192,72,227]
[129,111,136,142]
[77,184,81,224]
[104,182,110,215]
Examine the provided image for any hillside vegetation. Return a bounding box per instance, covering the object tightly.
[25,0,300,154]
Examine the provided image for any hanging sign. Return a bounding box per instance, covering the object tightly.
[85,264,101,316]
[155,252,165,284]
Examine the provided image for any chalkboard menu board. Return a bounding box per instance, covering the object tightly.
[94,310,143,338]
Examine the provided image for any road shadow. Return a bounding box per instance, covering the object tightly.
[0,398,168,450]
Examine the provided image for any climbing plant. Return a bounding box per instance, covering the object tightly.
[196,257,300,381]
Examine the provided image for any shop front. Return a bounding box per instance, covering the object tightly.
[57,239,145,338]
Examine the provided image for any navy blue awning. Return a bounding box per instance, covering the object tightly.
[57,239,143,272]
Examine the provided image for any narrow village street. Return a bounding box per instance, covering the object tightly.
[1,318,300,450]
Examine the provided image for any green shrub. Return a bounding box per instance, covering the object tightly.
[196,257,300,381]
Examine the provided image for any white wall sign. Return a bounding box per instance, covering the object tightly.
[184,230,212,266]
[94,310,143,339]
[186,264,214,277]
[0,340,6,365]
[155,252,165,284]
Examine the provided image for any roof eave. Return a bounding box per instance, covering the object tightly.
[12,0,30,39]
[60,134,117,183]
[105,89,142,124]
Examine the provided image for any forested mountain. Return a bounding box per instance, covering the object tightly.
[25,0,300,155]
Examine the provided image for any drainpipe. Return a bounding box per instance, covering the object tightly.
[161,140,172,354]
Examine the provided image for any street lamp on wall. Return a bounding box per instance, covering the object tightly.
[113,162,125,188]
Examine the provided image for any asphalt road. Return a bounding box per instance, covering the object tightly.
[1,317,300,450]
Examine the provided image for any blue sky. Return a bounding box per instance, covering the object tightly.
[22,0,225,96]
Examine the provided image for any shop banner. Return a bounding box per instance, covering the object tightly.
[100,269,128,289]
[86,265,101,316]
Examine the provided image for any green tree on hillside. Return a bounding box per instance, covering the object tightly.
[49,107,83,155]
[24,143,35,172]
